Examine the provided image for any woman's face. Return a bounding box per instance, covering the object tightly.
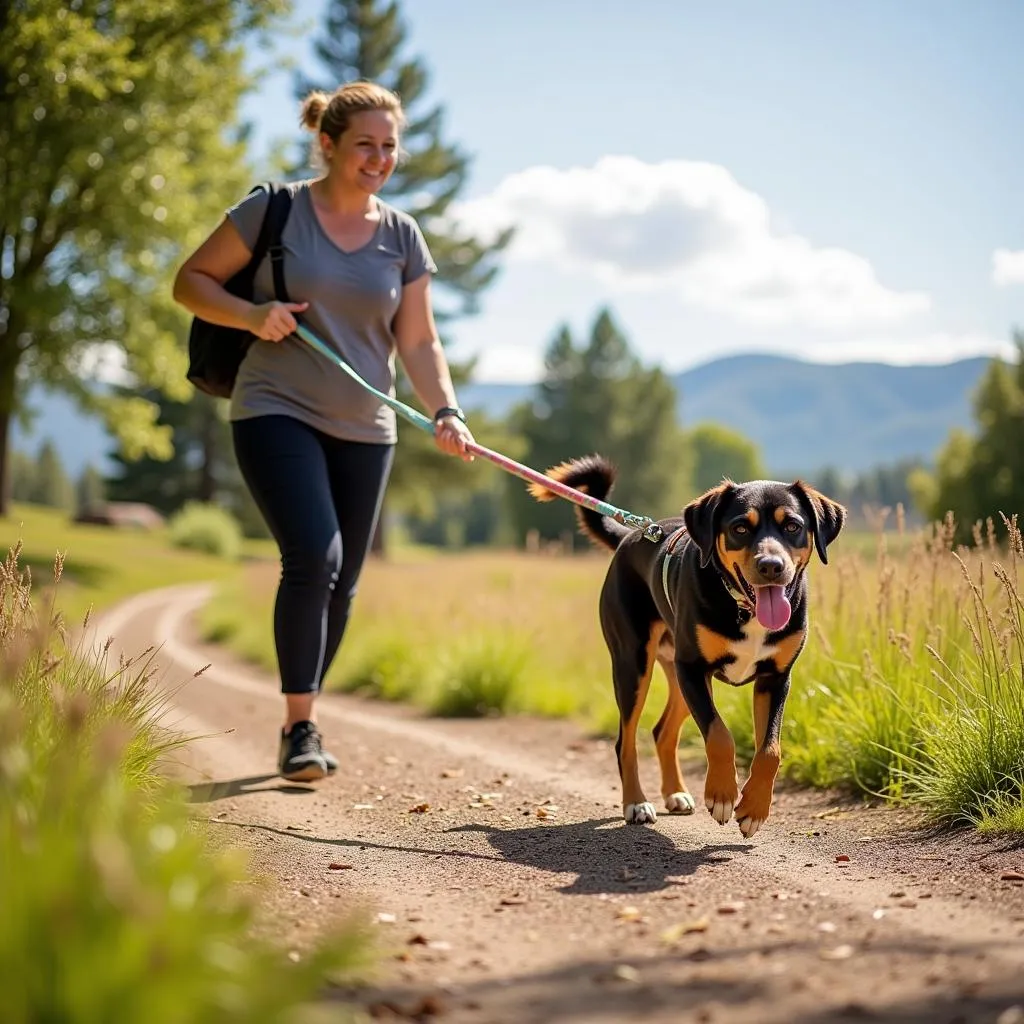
[323,109,399,194]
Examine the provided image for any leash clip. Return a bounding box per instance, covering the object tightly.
[617,513,663,543]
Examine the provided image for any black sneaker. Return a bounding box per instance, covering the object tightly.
[278,720,328,781]
[321,744,339,774]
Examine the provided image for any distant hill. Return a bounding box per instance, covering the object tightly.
[458,353,992,475]
[12,353,993,480]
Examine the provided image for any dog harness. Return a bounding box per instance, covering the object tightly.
[659,525,689,616]
[660,524,755,624]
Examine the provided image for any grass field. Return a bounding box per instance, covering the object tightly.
[202,515,1024,833]
[4,500,1020,833]
[0,503,277,624]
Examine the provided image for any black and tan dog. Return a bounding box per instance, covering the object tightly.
[529,456,845,838]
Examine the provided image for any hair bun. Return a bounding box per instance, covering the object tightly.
[299,90,331,131]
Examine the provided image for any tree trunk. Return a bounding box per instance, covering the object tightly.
[0,347,20,518]
[197,398,217,503]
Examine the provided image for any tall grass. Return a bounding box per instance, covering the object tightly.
[1,542,370,1021]
[201,520,1024,831]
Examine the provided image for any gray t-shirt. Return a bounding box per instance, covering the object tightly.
[225,180,437,444]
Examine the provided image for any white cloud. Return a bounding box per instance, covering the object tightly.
[769,330,1014,367]
[992,248,1024,287]
[452,156,931,329]
[467,344,546,384]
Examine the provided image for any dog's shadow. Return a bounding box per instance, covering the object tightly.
[447,815,748,895]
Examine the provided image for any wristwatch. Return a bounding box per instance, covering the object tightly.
[433,405,467,424]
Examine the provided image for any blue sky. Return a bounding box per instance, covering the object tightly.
[241,0,1024,382]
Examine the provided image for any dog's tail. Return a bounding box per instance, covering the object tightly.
[526,454,630,551]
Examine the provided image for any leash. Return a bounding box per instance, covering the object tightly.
[293,322,663,543]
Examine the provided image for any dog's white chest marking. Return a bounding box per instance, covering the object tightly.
[723,621,777,683]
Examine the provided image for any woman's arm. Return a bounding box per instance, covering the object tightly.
[172,218,307,342]
[394,274,474,460]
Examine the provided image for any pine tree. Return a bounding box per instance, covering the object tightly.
[295,0,512,553]
[29,440,74,510]
[926,332,1024,540]
[507,309,688,547]
[75,463,106,517]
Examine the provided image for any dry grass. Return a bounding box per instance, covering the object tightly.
[201,516,1024,831]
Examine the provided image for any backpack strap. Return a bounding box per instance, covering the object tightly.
[263,182,293,303]
[242,181,293,301]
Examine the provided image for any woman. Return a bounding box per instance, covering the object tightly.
[172,81,475,781]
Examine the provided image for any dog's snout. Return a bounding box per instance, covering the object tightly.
[755,554,786,581]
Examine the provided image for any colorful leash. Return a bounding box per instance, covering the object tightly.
[293,323,663,543]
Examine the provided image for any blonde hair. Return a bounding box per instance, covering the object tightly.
[300,81,405,165]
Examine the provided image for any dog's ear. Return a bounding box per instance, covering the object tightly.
[683,482,734,569]
[791,481,847,565]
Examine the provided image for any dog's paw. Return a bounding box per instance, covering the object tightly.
[624,802,658,824]
[664,791,696,815]
[736,813,765,839]
[704,791,737,826]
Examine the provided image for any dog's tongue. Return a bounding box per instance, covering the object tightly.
[755,585,791,630]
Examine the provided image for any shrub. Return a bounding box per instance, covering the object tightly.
[168,502,243,560]
[429,633,529,718]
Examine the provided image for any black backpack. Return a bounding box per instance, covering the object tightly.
[185,181,293,399]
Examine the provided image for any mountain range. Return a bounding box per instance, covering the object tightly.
[458,353,991,476]
[13,352,992,481]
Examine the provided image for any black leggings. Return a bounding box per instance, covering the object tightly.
[232,414,394,695]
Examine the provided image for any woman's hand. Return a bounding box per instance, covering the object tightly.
[246,301,309,342]
[434,414,476,462]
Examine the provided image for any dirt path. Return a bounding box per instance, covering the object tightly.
[92,583,1024,1024]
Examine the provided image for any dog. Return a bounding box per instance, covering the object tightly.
[528,455,845,838]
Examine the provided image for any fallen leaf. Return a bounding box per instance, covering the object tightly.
[408,802,430,814]
[440,768,463,778]
[820,944,855,961]
[500,896,527,906]
[717,901,745,915]
[835,854,851,863]
[660,917,710,944]
[327,862,354,871]
[1001,871,1024,882]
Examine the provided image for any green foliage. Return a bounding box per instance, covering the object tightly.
[925,333,1024,541]
[686,422,765,493]
[0,543,369,1021]
[0,0,290,511]
[168,502,243,560]
[508,308,689,545]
